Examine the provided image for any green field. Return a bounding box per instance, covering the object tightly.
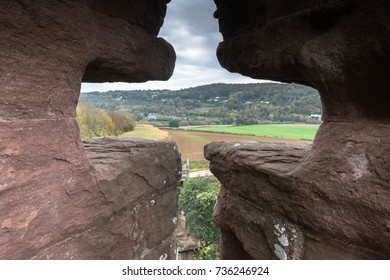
[186,124,320,140]
[164,128,312,161]
[120,126,313,162]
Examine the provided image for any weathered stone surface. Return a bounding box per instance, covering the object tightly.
[206,142,309,260]
[214,0,390,121]
[0,1,178,259]
[206,141,389,259]
[211,0,390,259]
[83,138,181,260]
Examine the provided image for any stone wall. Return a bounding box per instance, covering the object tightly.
[211,0,390,259]
[0,0,179,259]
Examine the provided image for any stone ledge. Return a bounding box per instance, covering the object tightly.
[206,140,389,259]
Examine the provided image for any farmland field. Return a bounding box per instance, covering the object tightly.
[121,125,315,162]
[163,128,312,162]
[185,124,320,141]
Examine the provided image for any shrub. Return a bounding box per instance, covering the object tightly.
[168,120,180,128]
[76,102,135,140]
[179,176,221,259]
[108,111,135,135]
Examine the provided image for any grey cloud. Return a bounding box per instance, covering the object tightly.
[160,1,223,70]
[162,1,219,35]
[81,0,260,92]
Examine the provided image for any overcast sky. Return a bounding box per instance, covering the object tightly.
[81,1,264,92]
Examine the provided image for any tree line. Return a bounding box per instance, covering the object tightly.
[76,101,135,140]
[80,83,322,126]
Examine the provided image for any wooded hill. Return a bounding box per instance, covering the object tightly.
[80,83,322,126]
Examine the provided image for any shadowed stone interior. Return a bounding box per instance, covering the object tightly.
[210,0,390,259]
[0,0,179,259]
[1,0,389,260]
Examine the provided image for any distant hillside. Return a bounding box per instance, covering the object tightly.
[80,83,322,126]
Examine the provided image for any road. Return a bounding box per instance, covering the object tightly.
[188,169,213,178]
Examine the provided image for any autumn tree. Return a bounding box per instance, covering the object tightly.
[108,111,135,135]
[76,101,134,140]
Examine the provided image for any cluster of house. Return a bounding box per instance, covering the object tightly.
[146,113,180,120]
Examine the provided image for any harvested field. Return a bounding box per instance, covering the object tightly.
[163,129,312,162]
[121,125,313,162]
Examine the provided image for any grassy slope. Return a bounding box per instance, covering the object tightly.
[120,124,169,139]
[187,124,320,140]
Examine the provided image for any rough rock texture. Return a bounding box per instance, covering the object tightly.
[206,142,389,259]
[211,0,390,259]
[214,0,390,121]
[0,1,178,259]
[83,138,181,260]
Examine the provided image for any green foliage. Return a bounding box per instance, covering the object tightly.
[179,176,221,259]
[108,111,135,135]
[188,161,209,171]
[76,101,135,140]
[168,120,180,128]
[76,102,115,140]
[195,243,220,260]
[80,83,322,126]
